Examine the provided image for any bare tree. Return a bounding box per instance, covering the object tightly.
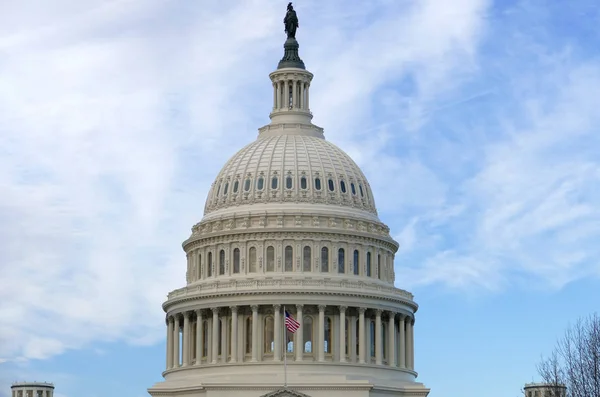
[537,313,600,397]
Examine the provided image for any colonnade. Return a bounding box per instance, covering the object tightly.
[272,78,309,111]
[165,304,415,372]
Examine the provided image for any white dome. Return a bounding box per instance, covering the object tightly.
[203,133,378,217]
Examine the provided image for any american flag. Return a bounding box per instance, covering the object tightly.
[285,311,300,333]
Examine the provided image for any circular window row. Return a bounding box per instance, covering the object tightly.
[213,175,370,202]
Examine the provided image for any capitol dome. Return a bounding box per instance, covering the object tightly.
[149,5,429,397]
[204,132,378,219]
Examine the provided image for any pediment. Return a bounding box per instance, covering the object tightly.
[260,388,312,397]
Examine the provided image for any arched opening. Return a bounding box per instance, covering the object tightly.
[233,248,240,273]
[324,317,332,354]
[198,253,203,279]
[219,249,225,275]
[366,252,372,277]
[249,247,257,273]
[353,250,359,275]
[233,180,239,193]
[202,320,209,358]
[303,246,311,272]
[208,252,213,277]
[340,180,347,193]
[328,179,335,192]
[338,248,345,274]
[266,246,275,272]
[264,316,274,354]
[244,178,251,192]
[378,254,381,279]
[370,320,376,358]
[286,175,293,189]
[321,247,329,273]
[245,317,252,354]
[257,176,264,190]
[300,176,307,189]
[271,176,278,189]
[303,316,313,353]
[314,177,322,190]
[285,246,293,272]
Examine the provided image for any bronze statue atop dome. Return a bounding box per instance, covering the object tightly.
[284,2,299,39]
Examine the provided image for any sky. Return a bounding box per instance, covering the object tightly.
[0,0,599,396]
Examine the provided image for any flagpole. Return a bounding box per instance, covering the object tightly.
[283,306,288,388]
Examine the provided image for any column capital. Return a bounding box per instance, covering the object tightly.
[318,304,326,311]
[398,313,406,321]
[183,310,191,318]
[358,307,367,314]
[251,304,259,312]
[195,308,204,316]
[273,304,281,311]
[339,306,347,312]
[375,309,383,316]
[386,310,396,319]
[211,307,220,315]
[296,304,304,311]
[229,306,238,313]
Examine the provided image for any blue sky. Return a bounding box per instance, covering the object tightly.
[0,0,599,396]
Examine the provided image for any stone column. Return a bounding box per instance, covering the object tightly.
[220,312,227,363]
[273,82,277,109]
[339,306,347,362]
[211,308,219,364]
[358,307,366,364]
[300,82,305,110]
[306,84,310,110]
[230,306,238,363]
[292,80,297,108]
[388,312,396,367]
[182,311,191,366]
[284,80,289,108]
[408,318,414,370]
[398,315,406,368]
[350,314,357,363]
[166,316,173,369]
[274,304,282,361]
[295,305,303,361]
[173,315,180,367]
[196,310,203,365]
[251,305,259,362]
[375,309,382,365]
[318,305,325,362]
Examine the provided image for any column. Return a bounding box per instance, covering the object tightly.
[274,304,282,361]
[220,312,227,363]
[173,315,180,367]
[300,82,305,110]
[398,315,406,368]
[305,84,310,110]
[230,306,238,363]
[375,310,382,365]
[292,80,297,108]
[273,82,277,109]
[408,318,414,370]
[211,308,219,364]
[318,305,325,362]
[350,314,357,363]
[284,80,289,108]
[277,81,282,109]
[295,305,303,361]
[251,305,259,362]
[196,310,203,365]
[182,311,190,366]
[358,307,366,364]
[166,316,173,369]
[388,312,396,367]
[339,306,347,362]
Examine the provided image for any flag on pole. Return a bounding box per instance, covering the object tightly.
[285,311,300,333]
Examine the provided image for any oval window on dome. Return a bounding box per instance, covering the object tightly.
[257,176,264,190]
[351,183,356,195]
[223,182,229,195]
[359,184,364,197]
[340,180,347,193]
[300,176,307,190]
[314,177,322,191]
[271,176,278,189]
[244,178,251,192]
[286,175,293,189]
[233,180,239,193]
[328,179,335,192]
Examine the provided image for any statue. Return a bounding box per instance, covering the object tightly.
[284,2,299,39]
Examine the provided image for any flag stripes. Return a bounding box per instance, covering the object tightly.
[285,311,300,333]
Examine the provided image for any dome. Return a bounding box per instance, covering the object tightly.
[203,132,378,218]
